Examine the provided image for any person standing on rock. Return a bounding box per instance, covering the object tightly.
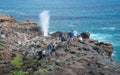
[73,30,78,37]
[67,30,74,45]
[69,30,74,40]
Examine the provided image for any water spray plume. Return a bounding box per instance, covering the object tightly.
[39,10,50,37]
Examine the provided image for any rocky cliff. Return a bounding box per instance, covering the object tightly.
[0,14,120,75]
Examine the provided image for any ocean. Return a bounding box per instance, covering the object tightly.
[0,0,120,62]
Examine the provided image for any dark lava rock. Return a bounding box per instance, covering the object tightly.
[80,32,90,39]
[51,31,68,38]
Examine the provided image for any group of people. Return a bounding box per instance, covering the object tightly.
[59,30,83,44]
[38,30,83,58]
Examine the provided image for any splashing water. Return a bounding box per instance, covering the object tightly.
[39,10,50,37]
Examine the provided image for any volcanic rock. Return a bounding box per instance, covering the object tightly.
[0,14,16,23]
[0,14,120,75]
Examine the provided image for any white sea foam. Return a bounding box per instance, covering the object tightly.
[99,27,115,30]
[112,51,116,57]
[90,33,113,42]
[69,24,74,27]
[90,33,120,47]
[91,33,120,61]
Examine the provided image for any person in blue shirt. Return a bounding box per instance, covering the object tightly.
[37,42,53,59]
[47,43,53,54]
[69,30,74,40]
[59,34,67,44]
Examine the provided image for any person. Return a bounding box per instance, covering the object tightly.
[37,43,52,57]
[78,36,85,44]
[37,50,46,59]
[37,42,53,59]
[73,30,78,37]
[69,30,74,40]
[42,50,47,55]
[47,43,53,54]
[59,34,67,43]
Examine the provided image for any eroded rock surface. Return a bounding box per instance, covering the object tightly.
[0,14,120,75]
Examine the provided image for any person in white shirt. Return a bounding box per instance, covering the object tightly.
[73,30,78,37]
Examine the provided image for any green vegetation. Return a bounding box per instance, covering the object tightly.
[37,68,48,74]
[9,71,27,75]
[10,56,23,68]
[0,41,4,47]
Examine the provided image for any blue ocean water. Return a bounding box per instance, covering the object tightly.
[0,0,120,62]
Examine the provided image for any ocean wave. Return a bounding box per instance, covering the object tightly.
[49,32,55,34]
[90,33,120,47]
[114,34,120,37]
[99,27,116,30]
[0,9,26,15]
[90,33,113,42]
[51,16,99,20]
[68,24,74,27]
[112,51,116,57]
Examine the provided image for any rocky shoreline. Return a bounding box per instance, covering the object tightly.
[0,14,120,75]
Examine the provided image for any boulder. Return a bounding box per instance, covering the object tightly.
[55,50,66,57]
[51,31,68,38]
[80,32,90,39]
[51,31,63,37]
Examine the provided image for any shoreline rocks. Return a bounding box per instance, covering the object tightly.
[0,14,16,23]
